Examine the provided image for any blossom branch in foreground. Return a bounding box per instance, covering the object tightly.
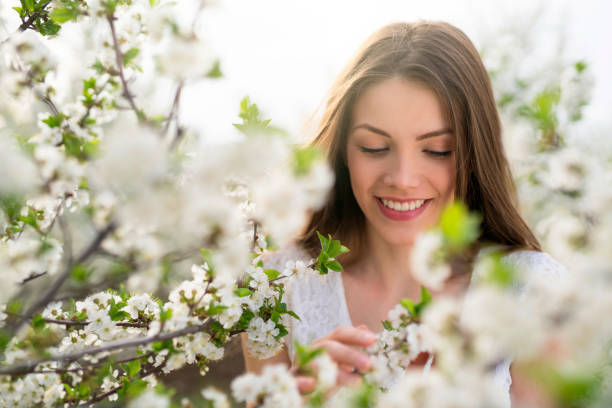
[7,222,116,333]
[107,14,144,121]
[0,318,211,376]
[77,356,169,408]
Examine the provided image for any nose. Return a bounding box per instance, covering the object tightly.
[383,154,421,189]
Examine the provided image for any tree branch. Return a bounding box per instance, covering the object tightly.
[32,351,154,374]
[77,356,169,407]
[163,81,183,137]
[7,222,116,334]
[19,271,48,285]
[107,14,142,120]
[0,318,212,376]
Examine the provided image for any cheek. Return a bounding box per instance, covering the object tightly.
[347,154,375,198]
[425,159,455,196]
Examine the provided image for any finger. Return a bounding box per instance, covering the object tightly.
[338,363,354,373]
[314,340,371,372]
[296,376,316,394]
[337,369,363,386]
[321,326,378,347]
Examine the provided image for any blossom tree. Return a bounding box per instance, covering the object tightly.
[0,1,611,407]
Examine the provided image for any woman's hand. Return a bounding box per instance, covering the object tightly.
[293,325,377,394]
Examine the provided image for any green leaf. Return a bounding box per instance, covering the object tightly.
[207,303,228,316]
[25,0,34,11]
[316,231,329,252]
[440,201,481,250]
[50,7,78,23]
[318,263,328,275]
[575,60,587,73]
[294,342,325,368]
[233,96,286,136]
[18,207,39,229]
[123,47,140,66]
[415,286,432,315]
[276,324,288,339]
[399,298,416,316]
[325,260,343,272]
[234,287,252,297]
[479,253,516,288]
[382,320,393,330]
[39,20,62,36]
[264,269,280,280]
[159,307,172,323]
[420,286,432,306]
[32,314,46,331]
[286,310,300,321]
[71,264,91,282]
[234,308,254,331]
[327,239,342,258]
[206,59,223,78]
[293,146,321,175]
[42,113,65,128]
[121,359,141,378]
[270,311,280,323]
[1,194,25,223]
[152,339,173,353]
[339,245,350,254]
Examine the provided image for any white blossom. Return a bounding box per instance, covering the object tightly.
[410,231,451,290]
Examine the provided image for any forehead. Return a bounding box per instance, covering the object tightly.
[350,77,448,137]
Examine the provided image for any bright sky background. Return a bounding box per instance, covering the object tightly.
[183,0,611,143]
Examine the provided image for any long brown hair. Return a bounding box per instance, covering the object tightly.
[297,21,541,264]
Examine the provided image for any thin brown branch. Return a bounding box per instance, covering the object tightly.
[8,222,116,334]
[43,193,72,235]
[77,356,168,407]
[0,317,211,376]
[34,316,150,329]
[32,351,154,374]
[162,81,183,137]
[19,271,48,285]
[107,14,142,120]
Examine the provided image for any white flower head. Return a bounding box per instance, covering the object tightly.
[410,231,451,290]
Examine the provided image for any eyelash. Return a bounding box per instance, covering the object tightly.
[359,147,452,158]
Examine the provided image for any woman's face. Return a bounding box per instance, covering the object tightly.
[346,77,456,247]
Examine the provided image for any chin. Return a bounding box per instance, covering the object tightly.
[379,230,418,247]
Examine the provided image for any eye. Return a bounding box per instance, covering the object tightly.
[425,150,452,158]
[359,146,388,154]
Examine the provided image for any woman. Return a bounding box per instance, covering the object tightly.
[241,21,564,402]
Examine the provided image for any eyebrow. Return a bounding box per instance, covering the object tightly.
[351,123,452,140]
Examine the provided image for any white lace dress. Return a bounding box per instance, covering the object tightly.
[263,244,566,406]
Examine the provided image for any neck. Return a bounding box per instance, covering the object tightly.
[351,224,421,297]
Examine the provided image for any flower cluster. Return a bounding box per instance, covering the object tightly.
[232,363,302,407]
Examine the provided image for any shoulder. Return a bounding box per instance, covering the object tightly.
[500,249,567,281]
[498,249,568,297]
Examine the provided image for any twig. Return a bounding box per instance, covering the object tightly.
[19,271,48,285]
[162,81,183,137]
[107,14,142,120]
[32,351,154,374]
[43,193,72,235]
[77,356,169,407]
[8,222,116,334]
[29,316,150,329]
[0,318,211,376]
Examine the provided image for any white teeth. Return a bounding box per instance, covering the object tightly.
[381,198,426,212]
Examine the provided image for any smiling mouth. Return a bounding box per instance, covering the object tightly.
[376,197,432,212]
[374,196,432,221]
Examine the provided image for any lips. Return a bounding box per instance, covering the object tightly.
[375,197,431,221]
